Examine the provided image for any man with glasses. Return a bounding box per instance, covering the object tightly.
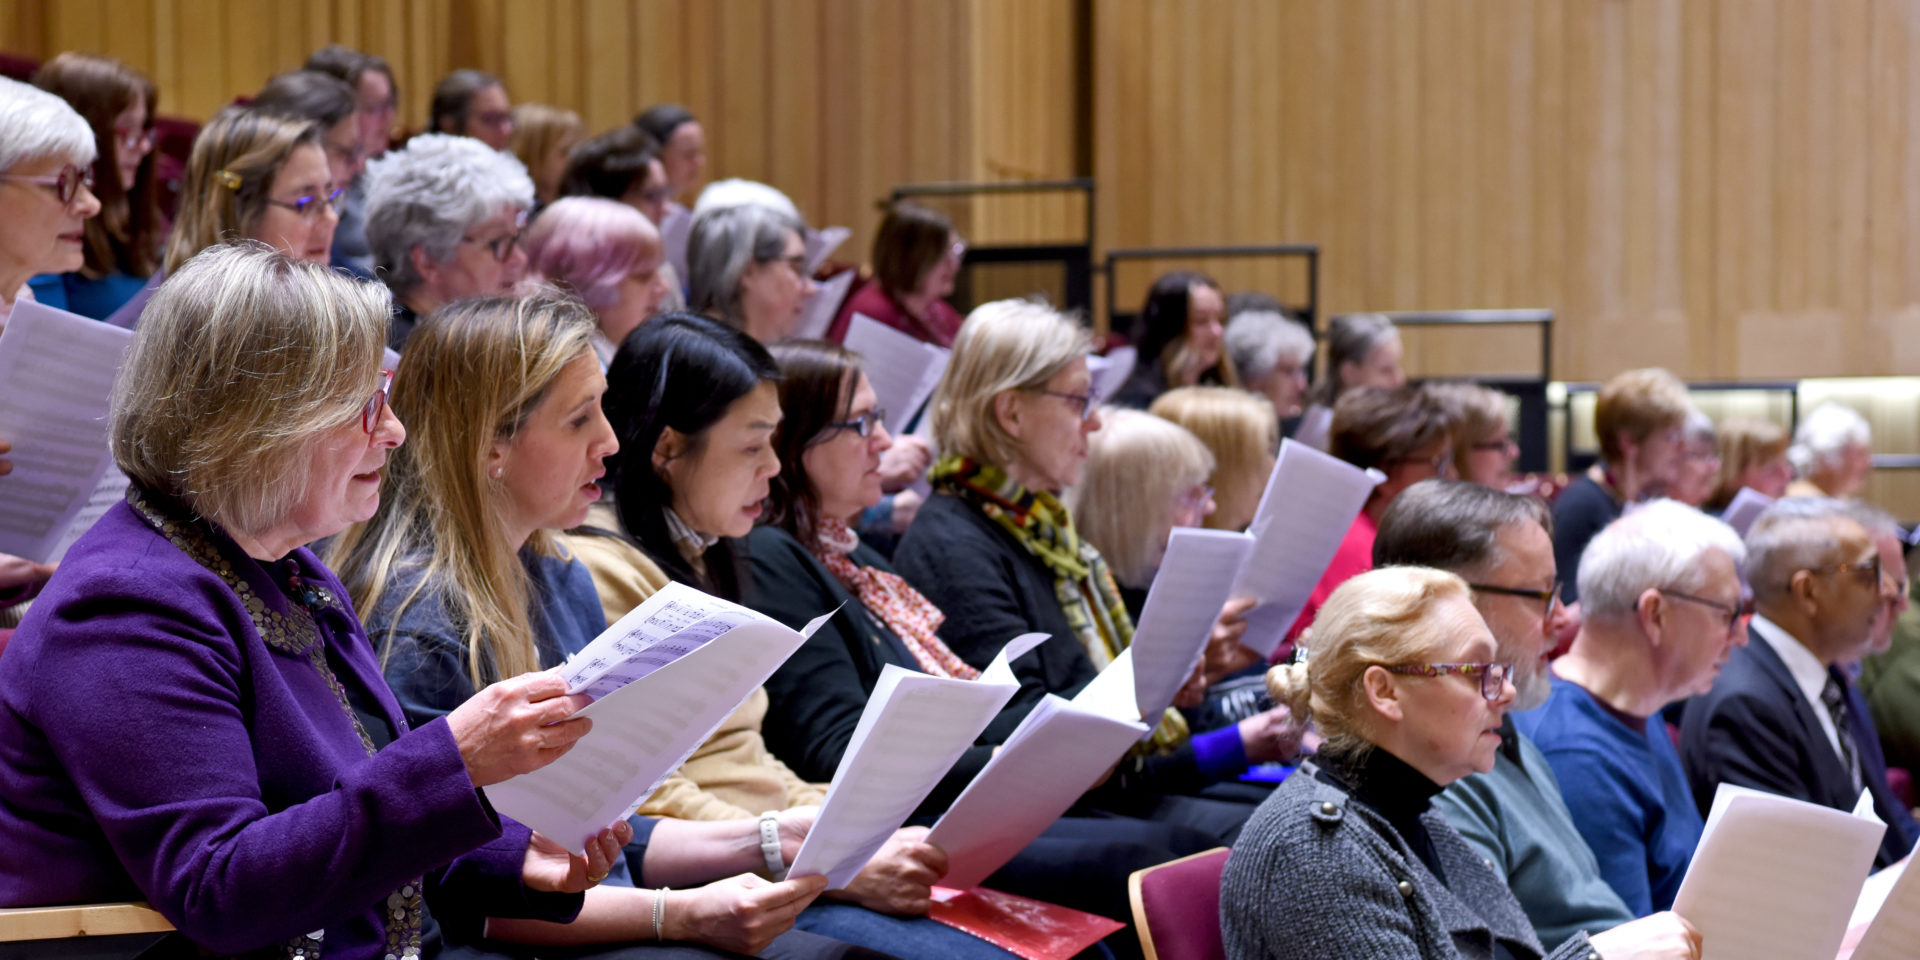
[1518,500,1746,916]
[1679,498,1916,869]
[362,134,534,351]
[1373,480,1639,948]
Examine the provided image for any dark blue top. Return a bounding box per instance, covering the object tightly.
[27,271,150,320]
[363,546,652,885]
[1514,675,1701,915]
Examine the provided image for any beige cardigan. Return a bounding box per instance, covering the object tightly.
[558,507,826,820]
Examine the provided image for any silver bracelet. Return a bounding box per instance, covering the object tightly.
[653,886,666,941]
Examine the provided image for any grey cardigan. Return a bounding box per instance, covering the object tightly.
[1221,760,1599,960]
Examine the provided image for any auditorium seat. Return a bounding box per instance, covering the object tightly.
[1128,847,1230,960]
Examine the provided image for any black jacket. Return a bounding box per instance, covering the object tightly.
[1678,622,1916,868]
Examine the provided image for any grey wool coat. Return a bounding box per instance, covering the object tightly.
[1221,761,1600,960]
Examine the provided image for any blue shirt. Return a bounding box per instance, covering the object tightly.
[1514,675,1702,915]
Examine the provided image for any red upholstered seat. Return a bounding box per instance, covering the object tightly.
[1128,846,1230,960]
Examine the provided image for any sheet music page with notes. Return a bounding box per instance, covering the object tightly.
[0,299,134,562]
[1229,439,1383,657]
[486,584,831,853]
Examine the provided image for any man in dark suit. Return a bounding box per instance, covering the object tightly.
[1678,498,1914,868]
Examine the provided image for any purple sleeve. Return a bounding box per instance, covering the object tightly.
[428,812,585,941]
[31,583,507,955]
[1192,725,1250,781]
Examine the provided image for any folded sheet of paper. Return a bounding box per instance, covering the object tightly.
[1228,439,1384,657]
[1672,783,1885,960]
[1845,857,1920,960]
[0,299,134,563]
[1088,346,1136,404]
[785,635,1038,889]
[1721,487,1774,538]
[1129,527,1256,723]
[805,225,853,275]
[792,269,856,342]
[487,583,830,853]
[843,313,951,429]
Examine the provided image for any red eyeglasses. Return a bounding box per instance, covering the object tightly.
[361,369,393,434]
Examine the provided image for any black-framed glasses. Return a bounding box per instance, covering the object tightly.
[772,253,809,280]
[1388,450,1455,477]
[1035,389,1099,422]
[0,164,95,204]
[1381,662,1515,702]
[266,186,345,220]
[1470,436,1518,454]
[1467,581,1561,619]
[361,369,393,435]
[818,408,887,441]
[464,229,523,263]
[1659,589,1754,634]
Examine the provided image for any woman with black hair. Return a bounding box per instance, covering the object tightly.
[1110,270,1236,409]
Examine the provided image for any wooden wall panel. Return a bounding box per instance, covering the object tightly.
[1093,0,1920,382]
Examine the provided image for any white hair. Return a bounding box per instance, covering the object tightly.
[362,133,535,295]
[693,178,802,221]
[1683,407,1715,445]
[1789,402,1871,476]
[1224,310,1315,383]
[1577,499,1748,619]
[0,76,96,174]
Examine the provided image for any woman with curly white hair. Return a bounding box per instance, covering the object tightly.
[0,76,101,329]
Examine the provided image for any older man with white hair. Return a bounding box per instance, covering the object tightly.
[1517,500,1747,918]
[1786,402,1873,499]
[1679,497,1914,868]
[362,132,535,350]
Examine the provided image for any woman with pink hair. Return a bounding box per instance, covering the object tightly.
[524,195,673,366]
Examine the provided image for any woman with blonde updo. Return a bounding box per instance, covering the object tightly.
[1220,567,1701,960]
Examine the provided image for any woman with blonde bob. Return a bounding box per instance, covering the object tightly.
[0,244,629,955]
[1706,417,1792,511]
[329,290,901,959]
[510,102,586,209]
[1221,567,1700,960]
[1149,386,1279,533]
[524,196,674,366]
[1428,382,1519,490]
[1068,406,1218,613]
[894,299,1298,844]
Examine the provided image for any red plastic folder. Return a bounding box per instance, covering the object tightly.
[927,886,1125,960]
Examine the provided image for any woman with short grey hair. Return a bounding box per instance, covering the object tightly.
[1294,312,1404,449]
[362,132,535,350]
[0,75,102,328]
[0,242,631,955]
[685,197,814,343]
[1787,401,1874,499]
[1224,309,1315,421]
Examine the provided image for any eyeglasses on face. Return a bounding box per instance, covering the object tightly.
[1175,483,1215,519]
[113,123,155,154]
[1382,661,1516,702]
[1467,581,1562,619]
[1389,450,1455,478]
[266,186,346,220]
[361,369,393,435]
[1658,588,1754,634]
[770,253,810,280]
[0,164,95,204]
[1034,388,1099,421]
[818,408,887,441]
[464,229,523,263]
[1807,554,1883,589]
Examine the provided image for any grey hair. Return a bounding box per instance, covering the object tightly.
[685,200,805,324]
[693,178,802,220]
[1683,407,1715,445]
[362,133,534,296]
[0,75,96,174]
[1224,310,1315,384]
[1577,499,1747,619]
[1745,497,1866,604]
[1789,402,1871,475]
[1838,499,1901,540]
[1373,479,1552,578]
[1311,312,1400,405]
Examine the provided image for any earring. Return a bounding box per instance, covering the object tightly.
[491,466,503,479]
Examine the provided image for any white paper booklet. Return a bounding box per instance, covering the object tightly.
[842,313,951,430]
[1088,346,1136,403]
[0,299,135,563]
[1672,783,1885,960]
[1130,527,1256,723]
[1720,486,1773,538]
[1846,856,1920,960]
[784,634,1038,889]
[487,582,830,853]
[793,269,856,342]
[1228,439,1384,657]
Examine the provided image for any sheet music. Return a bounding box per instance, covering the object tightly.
[1848,859,1920,960]
[786,659,1018,888]
[804,225,852,275]
[0,300,134,563]
[1721,487,1773,538]
[977,632,1050,687]
[559,583,763,702]
[1130,528,1256,723]
[927,694,1149,890]
[487,587,831,854]
[843,313,951,429]
[1088,346,1136,404]
[792,269,855,342]
[1228,439,1384,657]
[1672,783,1885,960]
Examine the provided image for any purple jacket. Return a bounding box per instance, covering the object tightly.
[0,494,581,955]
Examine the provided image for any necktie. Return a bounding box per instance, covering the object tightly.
[1821,669,1865,789]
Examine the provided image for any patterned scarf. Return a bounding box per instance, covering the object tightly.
[930,453,1189,749]
[811,516,977,679]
